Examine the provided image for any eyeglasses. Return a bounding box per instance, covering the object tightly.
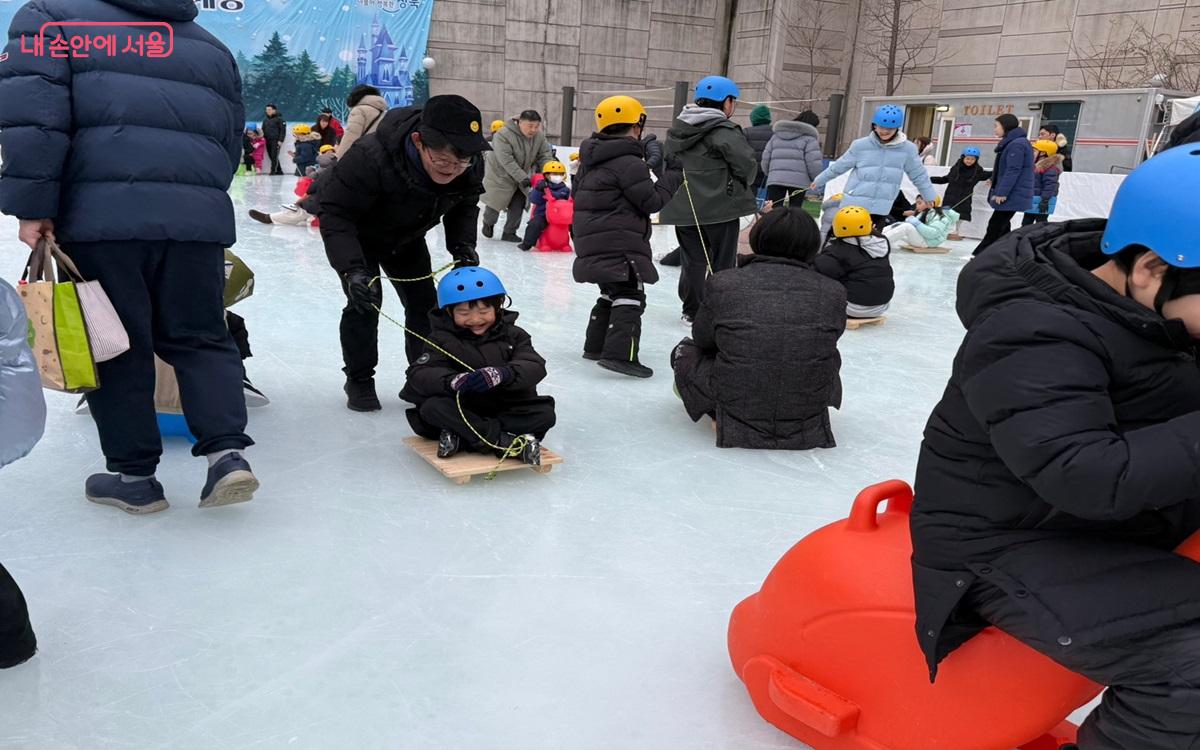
[422,145,473,170]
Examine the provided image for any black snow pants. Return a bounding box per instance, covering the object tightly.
[966,581,1200,749]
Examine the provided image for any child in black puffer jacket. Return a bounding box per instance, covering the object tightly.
[572,95,682,378]
[814,205,895,318]
[401,267,554,465]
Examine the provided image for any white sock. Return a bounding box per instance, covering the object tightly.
[120,473,153,483]
[206,449,240,467]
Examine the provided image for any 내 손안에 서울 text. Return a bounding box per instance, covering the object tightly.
[18,21,174,58]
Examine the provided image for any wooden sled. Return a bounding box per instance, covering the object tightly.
[846,316,886,330]
[403,436,563,485]
[900,244,949,254]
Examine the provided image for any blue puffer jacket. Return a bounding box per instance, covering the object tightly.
[988,127,1034,212]
[0,0,244,244]
[813,131,936,216]
[0,279,46,469]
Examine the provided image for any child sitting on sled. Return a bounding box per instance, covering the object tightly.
[401,267,555,466]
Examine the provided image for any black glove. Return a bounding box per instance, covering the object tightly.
[520,176,532,189]
[343,268,381,314]
[451,246,480,267]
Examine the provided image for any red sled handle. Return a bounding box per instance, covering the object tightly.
[846,479,914,532]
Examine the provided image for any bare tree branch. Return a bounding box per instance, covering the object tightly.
[785,1,835,102]
[1068,17,1151,90]
[858,0,935,95]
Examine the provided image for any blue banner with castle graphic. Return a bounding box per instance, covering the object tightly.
[0,0,434,123]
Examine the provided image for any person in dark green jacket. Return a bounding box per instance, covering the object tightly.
[659,76,758,324]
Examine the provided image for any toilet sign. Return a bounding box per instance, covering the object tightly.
[953,123,972,138]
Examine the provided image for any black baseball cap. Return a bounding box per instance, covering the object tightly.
[421,94,491,154]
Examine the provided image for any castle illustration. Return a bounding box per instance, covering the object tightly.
[356,15,413,107]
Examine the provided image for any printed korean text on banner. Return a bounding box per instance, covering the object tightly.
[0,0,435,121]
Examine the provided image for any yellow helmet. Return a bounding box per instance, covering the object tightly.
[542,160,567,175]
[569,152,580,161]
[319,144,335,154]
[490,119,505,133]
[292,124,311,135]
[1032,138,1058,156]
[833,206,874,238]
[831,193,844,202]
[594,95,647,131]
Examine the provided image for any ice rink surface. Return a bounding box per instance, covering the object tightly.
[0,176,982,749]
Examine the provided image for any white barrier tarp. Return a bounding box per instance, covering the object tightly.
[1170,95,1200,125]
[822,168,1125,239]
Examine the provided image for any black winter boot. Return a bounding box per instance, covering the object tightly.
[583,298,612,360]
[0,563,36,669]
[344,378,381,412]
[437,430,461,459]
[658,247,682,266]
[481,223,494,239]
[598,304,653,378]
[496,432,541,465]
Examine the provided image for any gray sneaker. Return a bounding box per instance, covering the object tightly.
[85,474,169,515]
[199,453,259,508]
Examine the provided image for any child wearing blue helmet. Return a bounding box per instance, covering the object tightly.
[811,104,938,230]
[659,75,759,324]
[929,146,990,237]
[400,267,554,465]
[910,145,1200,749]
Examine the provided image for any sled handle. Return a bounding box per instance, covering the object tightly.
[846,479,914,532]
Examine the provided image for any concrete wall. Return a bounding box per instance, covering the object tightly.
[427,0,735,142]
[424,0,1197,150]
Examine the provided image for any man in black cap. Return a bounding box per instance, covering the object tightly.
[319,94,490,412]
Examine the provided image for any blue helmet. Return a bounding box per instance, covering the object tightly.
[437,266,507,308]
[962,146,981,158]
[1102,144,1200,267]
[695,76,740,104]
[872,104,904,129]
[244,121,259,132]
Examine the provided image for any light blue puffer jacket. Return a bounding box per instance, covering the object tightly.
[0,278,46,468]
[906,207,960,247]
[813,132,936,215]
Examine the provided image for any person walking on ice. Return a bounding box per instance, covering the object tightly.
[572,95,683,378]
[0,0,258,513]
[659,76,758,325]
[810,104,937,230]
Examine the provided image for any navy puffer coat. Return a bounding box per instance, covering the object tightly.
[987,127,1034,212]
[0,0,244,244]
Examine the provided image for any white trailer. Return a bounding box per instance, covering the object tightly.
[857,88,1190,174]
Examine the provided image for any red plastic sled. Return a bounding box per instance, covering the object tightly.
[728,480,1104,750]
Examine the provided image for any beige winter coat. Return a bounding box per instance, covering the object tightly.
[335,95,389,158]
[481,119,554,211]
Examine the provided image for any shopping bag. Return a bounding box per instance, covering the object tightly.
[154,355,184,415]
[18,240,99,392]
[37,238,128,362]
[75,280,129,362]
[223,248,255,308]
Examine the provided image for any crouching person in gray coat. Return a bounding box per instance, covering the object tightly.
[0,278,45,668]
[671,207,846,449]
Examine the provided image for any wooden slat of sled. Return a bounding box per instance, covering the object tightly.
[846,317,886,330]
[403,436,563,485]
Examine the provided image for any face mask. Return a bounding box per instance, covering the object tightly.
[548,175,565,184]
